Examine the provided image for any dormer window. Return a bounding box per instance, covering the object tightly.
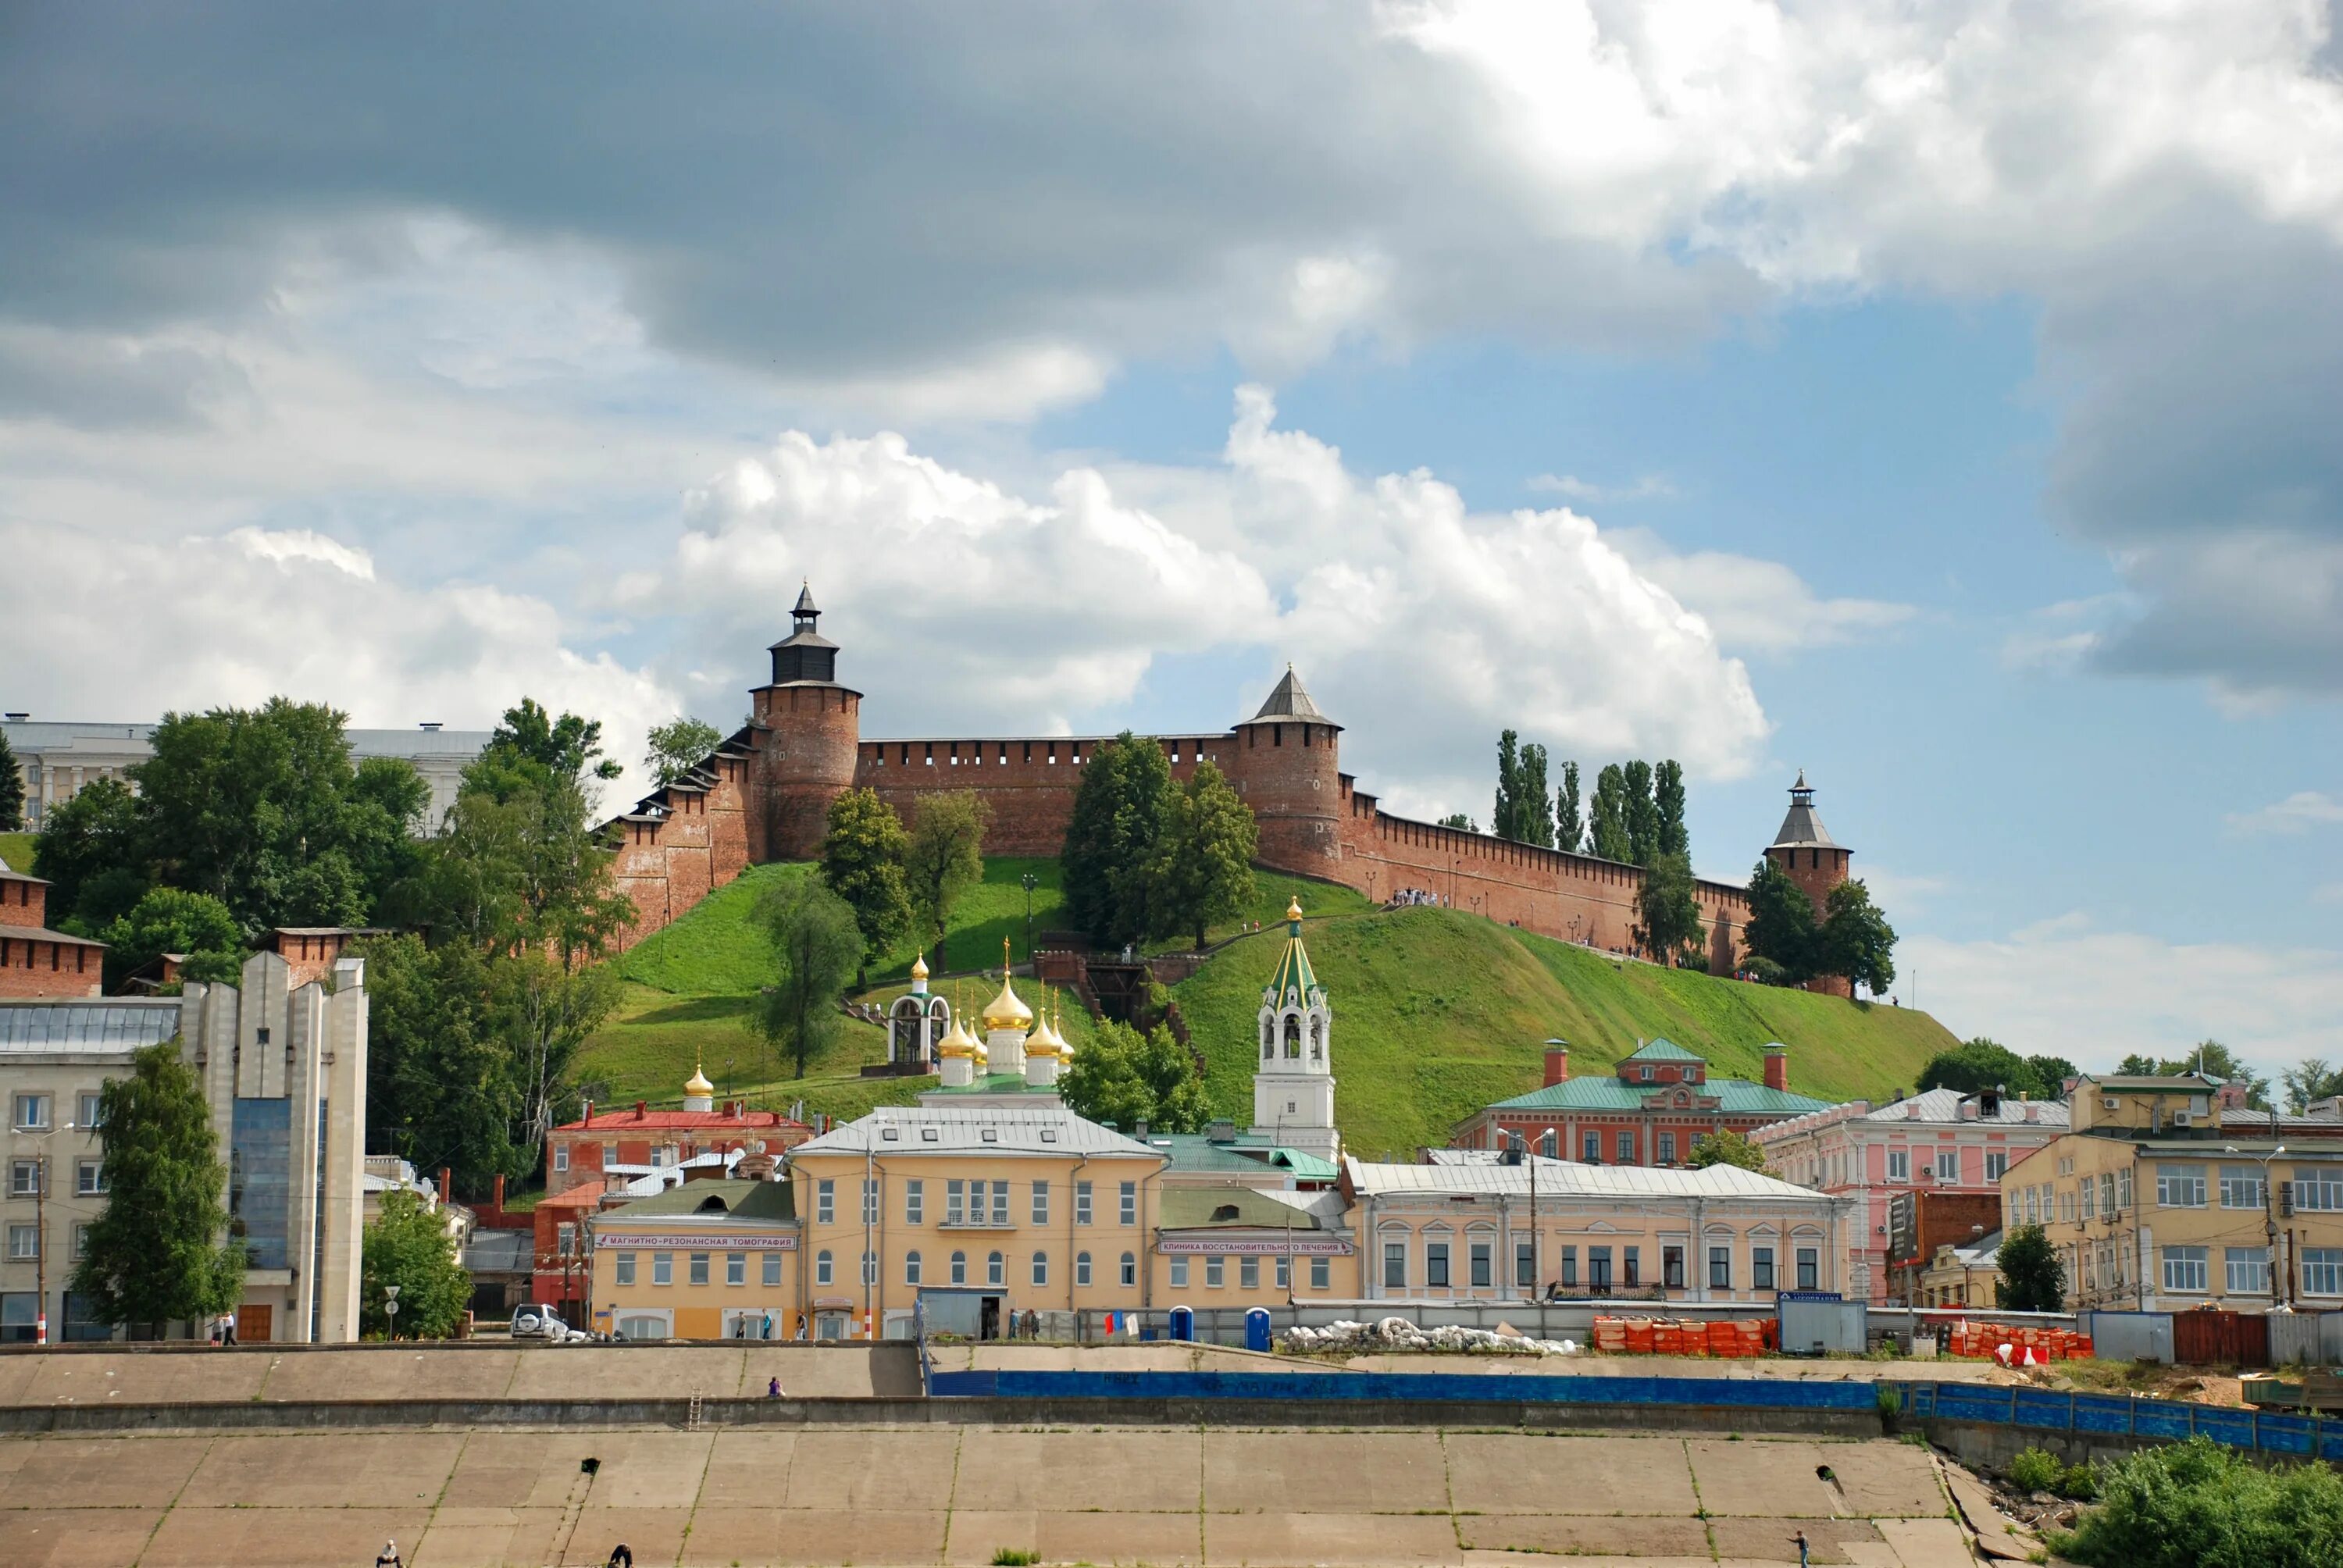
[921,1128,940,1142]
[1640,1066,1653,1082]
[1041,1129,1058,1143]
[695,1195,729,1213]
[1212,1204,1240,1221]
[981,1128,997,1142]
[882,1127,900,1141]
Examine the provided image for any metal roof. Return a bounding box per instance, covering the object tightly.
[0,999,180,1051]
[1769,771,1838,849]
[2083,1074,2223,1093]
[1248,666,1336,727]
[1150,1133,1278,1174]
[1158,1188,1331,1231]
[791,1105,1163,1160]
[1489,1074,1831,1116]
[1859,1089,2071,1127]
[601,1178,797,1223]
[1621,1038,1706,1063]
[1345,1155,1831,1202]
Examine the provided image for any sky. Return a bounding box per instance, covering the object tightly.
[2,2,2339,1076]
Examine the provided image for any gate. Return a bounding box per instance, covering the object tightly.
[2172,1309,2268,1367]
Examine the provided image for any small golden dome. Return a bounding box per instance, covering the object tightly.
[1286,897,1304,923]
[936,1014,978,1059]
[911,953,929,980]
[982,937,1033,1031]
[685,1064,715,1096]
[1026,999,1063,1059]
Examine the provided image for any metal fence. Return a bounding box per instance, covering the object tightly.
[1901,1380,2343,1460]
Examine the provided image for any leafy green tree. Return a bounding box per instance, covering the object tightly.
[1919,1039,2045,1098]
[2166,1039,2271,1109]
[2283,1058,2343,1114]
[100,886,243,991]
[644,716,723,787]
[1819,878,1897,994]
[1150,761,1257,949]
[1742,856,1819,982]
[2117,1053,2160,1076]
[2026,1055,2081,1096]
[1653,759,1689,859]
[753,875,864,1078]
[1634,850,1704,964]
[1555,760,1582,853]
[1061,1017,1210,1133]
[361,1190,473,1338]
[818,787,913,984]
[2057,1434,2343,1568]
[1995,1223,2066,1312]
[1492,730,1523,841]
[1517,743,1554,848]
[468,696,623,800]
[1436,813,1477,832]
[358,935,519,1193]
[32,777,147,930]
[902,790,990,971]
[1621,760,1658,865]
[495,953,622,1149]
[1588,764,1632,862]
[0,728,23,831]
[1688,1128,1770,1171]
[70,1042,245,1333]
[1061,733,1170,947]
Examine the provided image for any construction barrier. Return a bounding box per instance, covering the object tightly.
[1945,1320,2094,1364]
[1592,1316,1778,1358]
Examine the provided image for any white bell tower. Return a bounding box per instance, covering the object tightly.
[1251,898,1338,1161]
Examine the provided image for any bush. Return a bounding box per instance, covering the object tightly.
[2061,1462,2100,1502]
[2055,1436,2343,1568]
[2007,1447,2065,1494]
[990,1551,1039,1566]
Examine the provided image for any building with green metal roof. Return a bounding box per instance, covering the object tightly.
[1450,1037,1831,1168]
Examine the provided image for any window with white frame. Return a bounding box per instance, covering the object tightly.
[77,1092,102,1128]
[815,1250,833,1285]
[1119,1180,1136,1224]
[862,1178,879,1224]
[1937,1149,1959,1181]
[2160,1245,2208,1293]
[616,1253,637,1286]
[1205,1256,1225,1288]
[1075,1251,1092,1286]
[906,1251,922,1285]
[726,1252,747,1286]
[1075,1181,1093,1224]
[553,1144,569,1173]
[689,1252,709,1286]
[990,1181,1010,1226]
[1031,1181,1050,1225]
[2080,1178,2095,1222]
[2295,1167,2343,1212]
[1120,1251,1136,1285]
[8,1159,37,1196]
[950,1250,967,1285]
[2225,1246,2270,1295]
[816,1178,835,1224]
[71,1222,88,1259]
[2303,1248,2343,1295]
[1310,1256,1330,1290]
[1240,1256,1260,1289]
[8,1224,38,1260]
[764,1253,783,1286]
[986,1250,1004,1287]
[946,1178,965,1224]
[653,1251,672,1285]
[2099,1171,2116,1215]
[12,1093,49,1130]
[1985,1151,2009,1182]
[2156,1165,2206,1208]
[1888,1148,1910,1183]
[2220,1166,2265,1210]
[1171,1256,1189,1288]
[1276,1255,1290,1288]
[1031,1251,1047,1287]
[904,1178,923,1226]
[2117,1168,2134,1210]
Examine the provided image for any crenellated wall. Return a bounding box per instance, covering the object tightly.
[607,747,754,954]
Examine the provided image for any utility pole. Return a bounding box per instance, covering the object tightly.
[1020,871,1040,963]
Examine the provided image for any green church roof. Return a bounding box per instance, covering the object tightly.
[1262,900,1321,1009]
[1621,1038,1706,1063]
[1488,1074,1831,1116]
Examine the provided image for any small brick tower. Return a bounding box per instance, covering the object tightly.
[1224,665,1343,875]
[1764,771,1853,997]
[750,583,861,860]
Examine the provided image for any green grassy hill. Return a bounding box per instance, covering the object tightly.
[1174,907,1961,1160]
[0,832,37,877]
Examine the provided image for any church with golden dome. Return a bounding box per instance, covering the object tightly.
[918,939,1079,1108]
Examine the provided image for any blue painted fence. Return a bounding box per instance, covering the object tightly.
[929,1368,1878,1409]
[1899,1381,2343,1461]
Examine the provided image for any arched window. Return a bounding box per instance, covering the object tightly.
[1119,1251,1137,1286]
[987,1250,1005,1287]
[1311,1018,1324,1062]
[1076,1251,1093,1286]
[1032,1251,1049,1286]
[950,1250,967,1285]
[1262,1021,1275,1061]
[815,1249,834,1285]
[905,1250,922,1285]
[1284,1014,1302,1058]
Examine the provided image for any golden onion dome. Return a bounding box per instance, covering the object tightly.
[911,953,929,981]
[936,1014,979,1059]
[684,1064,715,1096]
[1026,1006,1062,1059]
[982,937,1034,1032]
[1286,896,1304,923]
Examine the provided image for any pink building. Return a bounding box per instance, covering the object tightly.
[1753,1088,2069,1303]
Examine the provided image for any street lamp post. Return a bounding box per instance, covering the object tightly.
[1510,1126,1559,1303]
[1020,872,1040,962]
[2226,1143,2290,1308]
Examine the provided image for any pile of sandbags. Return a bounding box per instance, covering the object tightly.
[1278,1317,1580,1356]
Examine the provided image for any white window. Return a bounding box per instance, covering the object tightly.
[905,1179,923,1226]
[2225,1246,2270,1295]
[1887,1149,1910,1183]
[7,1224,37,1260]
[1075,1252,1092,1286]
[1075,1181,1093,1224]
[2220,1166,2265,1210]
[1384,1241,1407,1289]
[990,1181,1010,1226]
[816,1179,835,1224]
[553,1144,569,1173]
[1031,1251,1048,1287]
[2117,1168,2134,1210]
[815,1250,833,1286]
[653,1251,672,1285]
[1937,1149,1959,1181]
[1119,1181,1137,1224]
[1276,1255,1291,1288]
[557,1223,577,1257]
[2303,1248,2343,1295]
[950,1251,966,1285]
[763,1253,783,1287]
[906,1251,922,1285]
[862,1250,876,1285]
[71,1222,88,1259]
[2080,1179,2095,1223]
[726,1253,746,1286]
[2161,1245,2209,1293]
[77,1092,102,1128]
[1205,1256,1225,1288]
[1240,1256,1260,1289]
[1031,1181,1050,1225]
[946,1179,965,1225]
[12,1093,49,1130]
[689,1252,709,1286]
[8,1159,37,1196]
[1985,1151,2009,1182]
[2099,1171,2117,1215]
[2156,1165,2206,1208]
[1170,1256,1189,1288]
[1120,1252,1137,1286]
[862,1178,879,1225]
[615,1252,637,1286]
[1310,1256,1330,1290]
[986,1251,1004,1287]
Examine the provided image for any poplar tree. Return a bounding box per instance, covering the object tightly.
[1555,761,1582,853]
[1588,765,1632,862]
[902,789,990,969]
[1492,730,1523,840]
[1517,743,1555,848]
[1622,759,1659,865]
[1061,733,1170,948]
[754,875,863,1078]
[818,786,913,984]
[1653,759,1689,858]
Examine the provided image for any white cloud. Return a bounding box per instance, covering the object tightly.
[2227,790,2343,836]
[1606,529,1914,654]
[1527,473,1678,504]
[1906,917,2343,1076]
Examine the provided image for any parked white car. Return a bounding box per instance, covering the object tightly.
[512,1305,573,1342]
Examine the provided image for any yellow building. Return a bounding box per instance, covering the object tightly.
[1154,1187,1354,1305]
[1913,1230,2002,1309]
[2004,1072,2343,1311]
[587,1177,800,1341]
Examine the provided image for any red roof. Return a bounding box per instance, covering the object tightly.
[555,1108,806,1134]
[538,1181,607,1212]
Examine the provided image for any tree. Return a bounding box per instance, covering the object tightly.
[2283,1058,2343,1114]
[1517,743,1555,848]
[901,791,990,970]
[1653,759,1689,859]
[1555,761,1582,853]
[1688,1128,1770,1172]
[360,1190,473,1338]
[1150,762,1258,949]
[1995,1223,2066,1312]
[2166,1040,2271,1109]
[358,934,519,1195]
[1060,1017,1210,1133]
[1634,850,1704,964]
[1061,733,1170,948]
[1621,760,1658,865]
[494,953,622,1151]
[818,787,912,984]
[1436,813,1477,832]
[644,716,722,788]
[469,696,623,799]
[1492,730,1523,841]
[2117,1053,2160,1076]
[2026,1055,2081,1096]
[0,728,23,832]
[754,875,863,1078]
[1819,878,1897,995]
[70,1042,245,1332]
[1588,764,1632,862]
[31,776,146,930]
[99,886,242,991]
[1742,856,1819,982]
[1919,1039,2045,1098]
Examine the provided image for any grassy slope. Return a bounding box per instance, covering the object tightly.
[583,857,1368,1120]
[0,832,37,877]
[1173,907,1961,1161]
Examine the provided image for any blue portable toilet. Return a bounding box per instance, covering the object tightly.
[1245,1307,1272,1353]
[1169,1305,1194,1342]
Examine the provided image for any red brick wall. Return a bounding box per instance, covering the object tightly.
[855,733,1232,857]
[0,935,102,998]
[1222,719,1343,876]
[1467,1109,1798,1164]
[608,752,757,955]
[752,683,861,860]
[1766,843,1853,998]
[0,877,47,930]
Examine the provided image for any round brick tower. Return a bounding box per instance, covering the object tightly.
[1763,770,1852,996]
[749,583,861,861]
[1224,666,1343,876]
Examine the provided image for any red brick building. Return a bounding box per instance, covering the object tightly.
[544,1070,811,1192]
[1884,1189,2004,1306]
[1450,1039,1833,1167]
[601,586,1867,983]
[0,861,104,1000]
[530,1181,604,1320]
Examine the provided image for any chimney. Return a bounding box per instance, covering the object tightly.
[1763,1046,1788,1092]
[1135,1120,1150,1139]
[636,1099,647,1117]
[492,1173,507,1214]
[1544,1040,1571,1086]
[2024,1103,2040,1124]
[440,1166,453,1205]
[1207,1119,1237,1144]
[1906,1100,1920,1120]
[583,1099,594,1127]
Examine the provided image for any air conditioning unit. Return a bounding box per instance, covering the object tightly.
[2102,1097,2120,1111]
[2171,1111,2193,1128]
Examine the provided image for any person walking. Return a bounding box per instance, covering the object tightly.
[1788,1529,1809,1566]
